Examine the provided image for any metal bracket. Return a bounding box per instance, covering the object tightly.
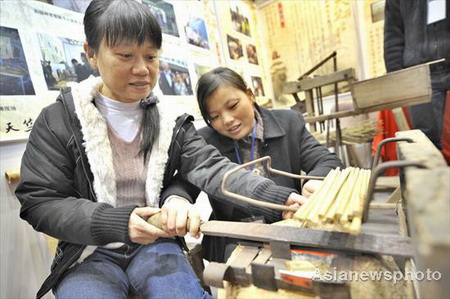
[371,137,414,170]
[362,160,427,222]
[229,266,250,286]
[221,156,325,212]
[270,240,291,260]
[251,263,278,291]
[203,262,231,288]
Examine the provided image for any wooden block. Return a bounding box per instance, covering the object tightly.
[283,69,355,94]
[352,64,431,111]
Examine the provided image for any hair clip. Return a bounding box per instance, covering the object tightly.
[140,93,159,108]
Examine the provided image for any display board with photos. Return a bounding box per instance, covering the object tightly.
[0,0,91,141]
[216,0,271,107]
[0,26,36,97]
[158,56,193,96]
[142,0,180,37]
[0,0,271,141]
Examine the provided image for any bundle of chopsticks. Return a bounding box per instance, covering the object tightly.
[294,167,371,234]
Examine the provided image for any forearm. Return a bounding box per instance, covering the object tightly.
[179,124,297,222]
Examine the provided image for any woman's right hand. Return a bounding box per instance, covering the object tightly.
[128,207,170,244]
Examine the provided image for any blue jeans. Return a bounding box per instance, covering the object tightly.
[55,239,211,299]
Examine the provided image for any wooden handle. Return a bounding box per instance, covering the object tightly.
[5,169,20,184]
[147,212,191,231]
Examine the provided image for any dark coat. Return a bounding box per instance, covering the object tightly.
[186,106,344,262]
[16,78,298,298]
[15,87,192,298]
[384,0,450,89]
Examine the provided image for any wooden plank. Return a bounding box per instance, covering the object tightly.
[356,96,431,113]
[304,90,316,132]
[387,187,401,204]
[375,176,399,190]
[303,97,428,123]
[252,248,272,265]
[283,68,355,94]
[201,221,414,257]
[352,64,431,110]
[227,246,259,267]
[304,110,357,123]
[392,108,410,131]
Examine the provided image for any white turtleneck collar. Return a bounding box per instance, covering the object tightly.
[94,92,143,142]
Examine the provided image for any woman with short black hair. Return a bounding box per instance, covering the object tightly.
[16,1,304,298]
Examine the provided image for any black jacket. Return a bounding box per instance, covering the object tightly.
[16,77,297,298]
[183,107,344,262]
[384,0,450,89]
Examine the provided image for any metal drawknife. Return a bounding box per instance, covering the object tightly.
[148,157,413,258]
[148,213,413,258]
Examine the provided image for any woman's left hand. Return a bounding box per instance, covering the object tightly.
[160,196,201,238]
[282,192,306,219]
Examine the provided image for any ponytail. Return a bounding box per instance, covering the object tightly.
[139,94,160,162]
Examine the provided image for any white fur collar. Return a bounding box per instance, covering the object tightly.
[70,76,178,207]
[71,76,178,264]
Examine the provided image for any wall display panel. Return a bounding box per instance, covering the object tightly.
[0,0,271,140]
[227,34,244,61]
[259,1,359,107]
[246,43,258,65]
[230,4,252,37]
[36,0,91,14]
[215,0,272,107]
[0,26,36,96]
[198,0,225,66]
[36,33,96,90]
[155,34,201,118]
[0,0,85,142]
[142,0,180,38]
[184,16,210,50]
[363,0,386,78]
[158,56,193,96]
[251,76,265,97]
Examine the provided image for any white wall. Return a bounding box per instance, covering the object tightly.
[0,142,54,299]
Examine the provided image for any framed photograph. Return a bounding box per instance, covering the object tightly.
[246,44,258,65]
[37,33,97,90]
[0,26,35,96]
[142,0,179,37]
[227,35,243,61]
[158,58,193,96]
[185,16,209,50]
[251,76,265,97]
[230,5,251,36]
[36,0,91,14]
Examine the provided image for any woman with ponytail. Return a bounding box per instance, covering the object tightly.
[16,1,304,298]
